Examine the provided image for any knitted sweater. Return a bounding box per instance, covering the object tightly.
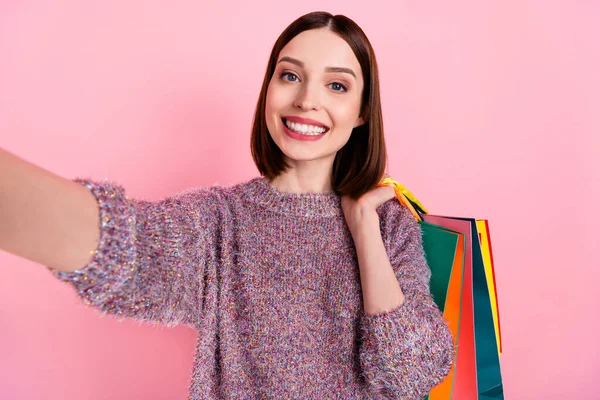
[48,176,454,399]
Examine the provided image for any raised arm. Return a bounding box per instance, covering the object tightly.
[358,200,454,398]
[1,147,219,328]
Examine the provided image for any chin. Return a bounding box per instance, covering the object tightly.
[280,149,322,163]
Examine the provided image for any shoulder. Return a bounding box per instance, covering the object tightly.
[377,198,416,229]
[169,178,253,206]
[156,183,226,213]
[376,198,422,244]
[168,177,264,218]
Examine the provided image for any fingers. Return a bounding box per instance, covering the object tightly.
[372,186,396,208]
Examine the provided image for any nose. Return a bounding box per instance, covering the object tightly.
[293,85,321,111]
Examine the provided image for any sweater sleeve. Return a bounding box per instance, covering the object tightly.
[358,199,455,399]
[46,177,219,328]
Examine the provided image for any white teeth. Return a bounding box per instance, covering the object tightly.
[285,119,327,135]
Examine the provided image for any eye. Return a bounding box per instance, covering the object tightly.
[280,72,299,82]
[328,82,348,92]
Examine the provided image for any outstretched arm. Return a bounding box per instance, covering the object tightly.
[1,147,219,328]
[0,147,100,272]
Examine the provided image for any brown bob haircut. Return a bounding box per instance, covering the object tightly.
[250,11,387,199]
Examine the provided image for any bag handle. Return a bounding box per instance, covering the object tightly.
[377,177,428,222]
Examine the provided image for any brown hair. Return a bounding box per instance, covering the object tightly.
[250,11,387,199]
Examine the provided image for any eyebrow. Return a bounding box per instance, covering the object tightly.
[277,56,356,79]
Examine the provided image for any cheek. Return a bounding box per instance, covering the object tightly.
[266,81,291,113]
[331,101,362,129]
[265,87,279,131]
[265,84,286,138]
[265,84,275,115]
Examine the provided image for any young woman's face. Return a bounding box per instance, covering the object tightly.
[265,28,365,166]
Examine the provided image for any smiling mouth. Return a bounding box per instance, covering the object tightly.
[281,118,330,136]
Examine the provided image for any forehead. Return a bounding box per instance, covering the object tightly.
[278,28,362,78]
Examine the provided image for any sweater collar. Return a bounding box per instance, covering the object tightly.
[242,176,343,218]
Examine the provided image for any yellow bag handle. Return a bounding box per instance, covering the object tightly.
[377,177,428,222]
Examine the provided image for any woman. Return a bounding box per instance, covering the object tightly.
[0,11,453,399]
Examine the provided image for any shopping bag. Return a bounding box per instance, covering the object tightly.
[476,220,502,355]
[419,222,466,399]
[378,178,503,400]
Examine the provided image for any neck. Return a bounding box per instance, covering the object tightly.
[243,176,342,218]
[270,159,334,194]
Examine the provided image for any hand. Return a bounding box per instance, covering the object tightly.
[341,185,396,236]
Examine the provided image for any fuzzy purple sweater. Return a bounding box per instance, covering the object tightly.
[48,176,454,399]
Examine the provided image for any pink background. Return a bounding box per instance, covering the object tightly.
[1,1,598,399]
